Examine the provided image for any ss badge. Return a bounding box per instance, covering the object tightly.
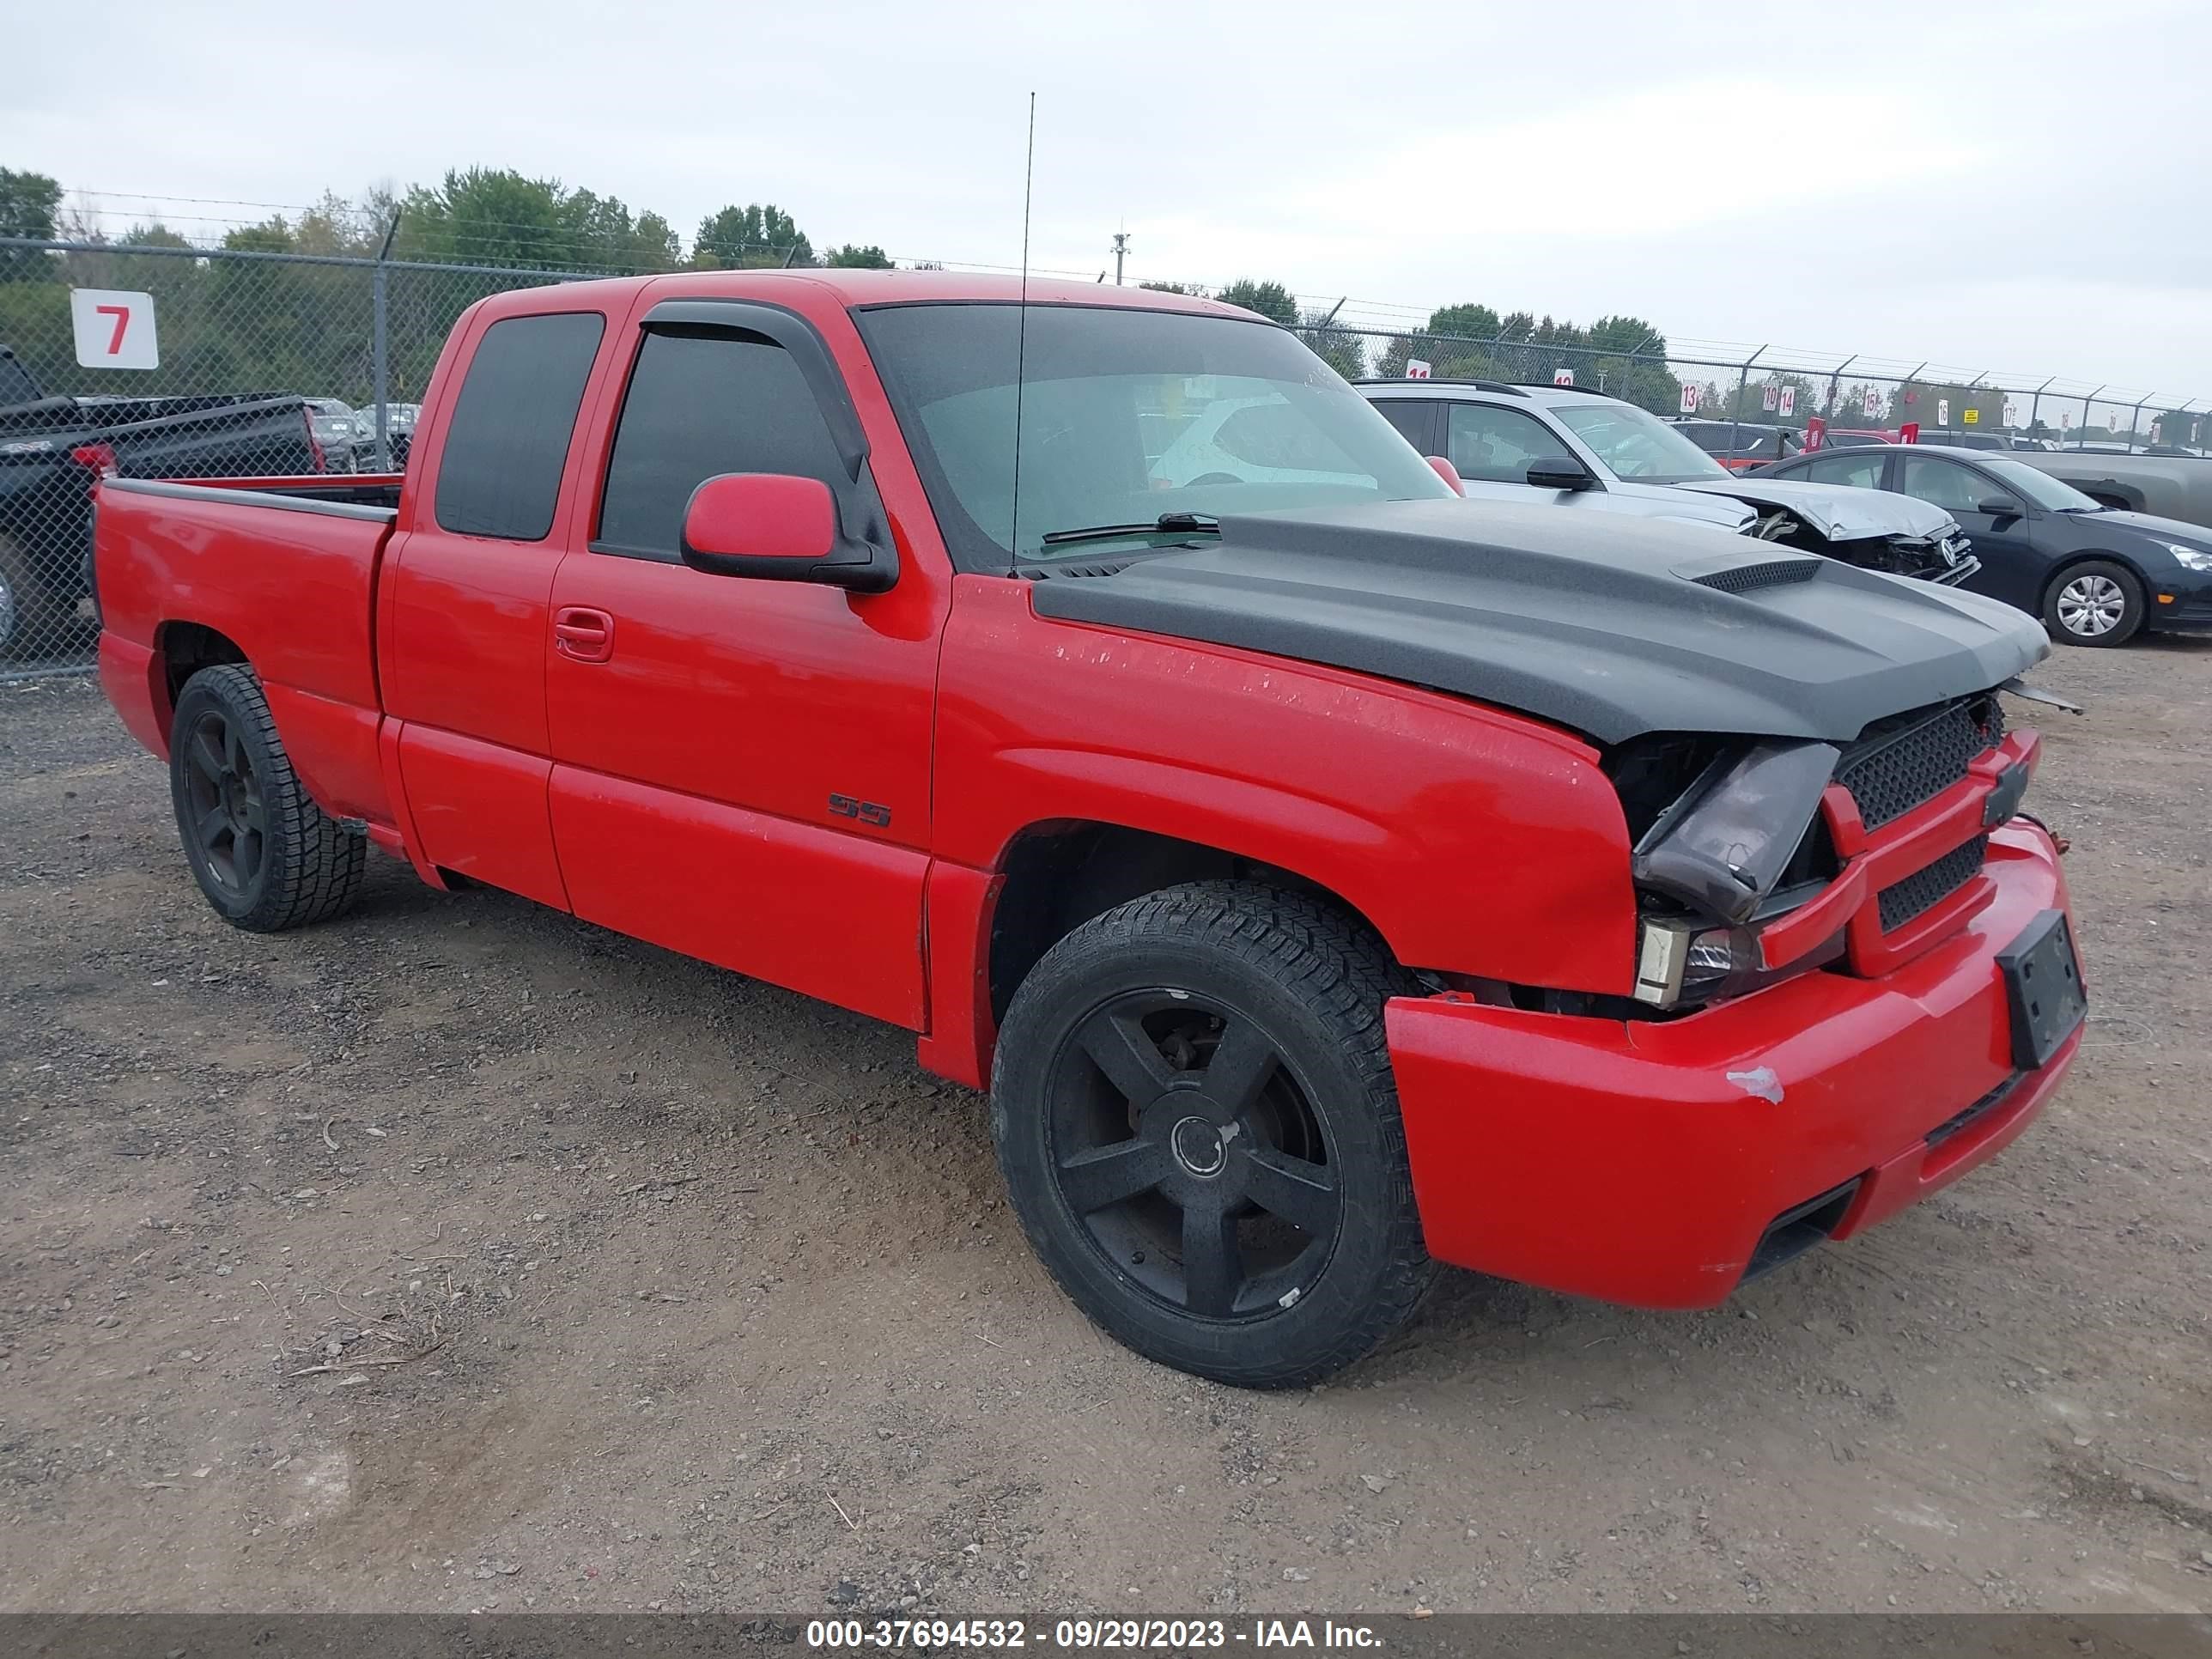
[828,793,891,829]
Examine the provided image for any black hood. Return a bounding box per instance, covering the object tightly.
[1024,498,2048,745]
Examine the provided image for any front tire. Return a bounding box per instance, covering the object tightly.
[167,664,366,932]
[2044,559,2144,647]
[991,881,1434,1388]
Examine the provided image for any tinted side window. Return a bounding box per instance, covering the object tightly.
[1446,403,1574,483]
[1902,454,2016,515]
[1803,451,1887,489]
[1371,398,1436,452]
[1679,424,1729,453]
[598,330,846,558]
[434,312,605,540]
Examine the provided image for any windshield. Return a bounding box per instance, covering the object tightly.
[1977,454,2102,512]
[1554,402,1732,483]
[856,302,1452,567]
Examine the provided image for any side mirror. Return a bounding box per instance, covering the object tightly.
[1977,499,2021,519]
[1424,455,1465,496]
[679,472,895,592]
[1525,457,1598,492]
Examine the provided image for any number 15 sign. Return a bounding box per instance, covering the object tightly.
[70,289,160,370]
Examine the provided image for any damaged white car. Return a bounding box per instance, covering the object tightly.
[1359,379,1978,585]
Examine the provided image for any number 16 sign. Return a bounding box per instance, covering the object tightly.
[70,289,160,370]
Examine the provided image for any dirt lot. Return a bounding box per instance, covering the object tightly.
[2,641,2208,1618]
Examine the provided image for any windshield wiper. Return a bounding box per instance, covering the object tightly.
[1040,512,1220,547]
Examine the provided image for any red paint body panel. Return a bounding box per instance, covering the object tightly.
[547,766,926,1029]
[915,860,1002,1091]
[259,683,386,825]
[88,267,2081,1319]
[98,633,165,757]
[1388,822,2075,1307]
[91,477,390,742]
[932,576,1638,994]
[395,726,570,910]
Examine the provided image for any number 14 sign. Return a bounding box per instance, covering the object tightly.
[70,289,160,370]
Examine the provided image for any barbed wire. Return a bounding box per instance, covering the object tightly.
[16,196,2199,410]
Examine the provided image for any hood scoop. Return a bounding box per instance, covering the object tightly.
[1692,559,1821,594]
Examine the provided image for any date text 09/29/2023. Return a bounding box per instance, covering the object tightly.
[805,1617,1386,1649]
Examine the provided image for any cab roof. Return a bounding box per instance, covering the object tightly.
[471,266,1261,321]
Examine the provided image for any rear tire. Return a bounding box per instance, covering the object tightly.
[2043,559,2144,647]
[991,880,1435,1388]
[167,664,366,931]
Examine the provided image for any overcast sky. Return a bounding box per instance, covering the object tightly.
[9,0,2209,404]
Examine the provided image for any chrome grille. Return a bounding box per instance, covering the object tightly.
[1837,696,2004,831]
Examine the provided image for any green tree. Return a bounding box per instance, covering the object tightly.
[694,204,812,269]
[825,244,893,268]
[1424,302,1501,342]
[1138,279,1196,295]
[1216,278,1299,327]
[1,167,64,280]
[392,169,674,272]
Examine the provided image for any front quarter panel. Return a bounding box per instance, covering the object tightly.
[932,576,1639,995]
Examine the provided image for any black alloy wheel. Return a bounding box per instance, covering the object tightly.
[992,881,1434,1388]
[1046,988,1341,1321]
[167,664,366,932]
[179,705,268,901]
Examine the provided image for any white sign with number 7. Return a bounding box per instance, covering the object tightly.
[70,289,160,370]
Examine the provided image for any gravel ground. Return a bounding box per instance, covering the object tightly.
[1,641,2208,1616]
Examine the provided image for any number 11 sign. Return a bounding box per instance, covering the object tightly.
[70,289,160,370]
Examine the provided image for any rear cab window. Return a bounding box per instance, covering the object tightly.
[433,312,606,540]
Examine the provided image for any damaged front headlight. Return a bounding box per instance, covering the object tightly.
[1617,738,1843,1009]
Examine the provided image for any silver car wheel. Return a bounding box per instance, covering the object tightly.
[2056,574,2126,638]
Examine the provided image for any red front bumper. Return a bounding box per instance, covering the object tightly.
[1386,820,2079,1308]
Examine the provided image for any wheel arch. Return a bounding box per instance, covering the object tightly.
[152,620,250,730]
[984,820,1397,1030]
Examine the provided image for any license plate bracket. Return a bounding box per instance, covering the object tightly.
[1996,908,2086,1071]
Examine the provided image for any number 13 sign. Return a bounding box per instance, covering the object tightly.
[70,289,160,370]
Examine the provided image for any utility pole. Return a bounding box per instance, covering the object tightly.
[1109,230,1129,286]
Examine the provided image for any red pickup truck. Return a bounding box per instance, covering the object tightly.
[93,270,2085,1387]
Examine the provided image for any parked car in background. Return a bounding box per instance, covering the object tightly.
[349,402,422,467]
[1360,381,1972,581]
[1757,445,2212,646]
[1820,428,1897,448]
[1910,429,2053,453]
[1148,393,1365,489]
[305,398,358,473]
[0,343,326,657]
[2008,448,2212,530]
[1669,419,1802,470]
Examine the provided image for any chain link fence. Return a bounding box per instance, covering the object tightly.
[1297,322,2207,463]
[3,234,2206,679]
[0,237,576,676]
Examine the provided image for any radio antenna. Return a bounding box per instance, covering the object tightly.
[1007,92,1036,577]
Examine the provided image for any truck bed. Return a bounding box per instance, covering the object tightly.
[94,476,398,828]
